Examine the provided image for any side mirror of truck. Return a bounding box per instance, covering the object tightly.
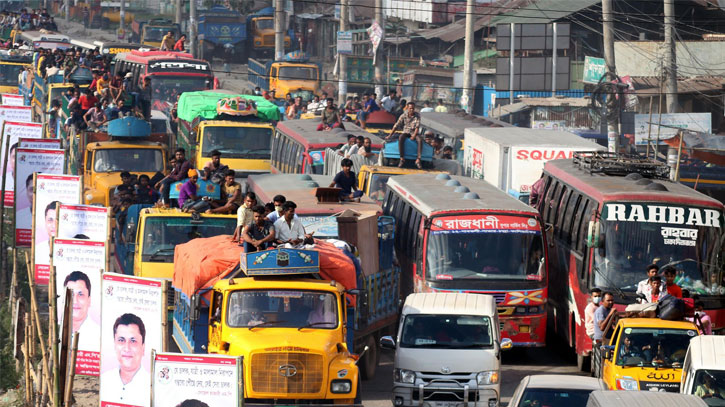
[586,220,602,248]
[380,336,396,350]
[346,289,362,296]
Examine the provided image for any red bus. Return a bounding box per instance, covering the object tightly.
[535,153,724,369]
[113,50,215,110]
[271,119,384,174]
[382,173,549,346]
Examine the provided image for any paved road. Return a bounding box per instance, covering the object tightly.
[362,337,586,407]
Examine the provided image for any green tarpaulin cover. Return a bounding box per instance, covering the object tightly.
[177,91,281,122]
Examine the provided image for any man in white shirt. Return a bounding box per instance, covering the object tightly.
[636,264,659,302]
[233,192,257,242]
[380,90,398,113]
[101,313,150,407]
[584,287,602,339]
[63,271,100,351]
[273,201,306,246]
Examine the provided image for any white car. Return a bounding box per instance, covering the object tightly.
[508,375,607,407]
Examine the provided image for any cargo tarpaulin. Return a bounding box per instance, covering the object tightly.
[176,91,281,122]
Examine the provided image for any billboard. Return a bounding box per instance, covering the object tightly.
[32,174,81,284]
[0,105,32,122]
[1,121,44,206]
[100,273,164,407]
[19,137,62,149]
[1,93,25,106]
[14,149,66,247]
[52,239,106,376]
[152,353,242,407]
[634,113,712,145]
[56,204,110,241]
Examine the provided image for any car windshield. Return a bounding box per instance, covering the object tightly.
[368,174,390,202]
[152,76,212,105]
[141,217,236,262]
[693,370,725,405]
[615,328,697,367]
[517,389,595,407]
[0,63,23,86]
[93,149,163,172]
[594,203,724,296]
[226,290,338,329]
[400,314,492,349]
[202,126,272,159]
[279,66,317,81]
[255,18,273,30]
[426,215,545,281]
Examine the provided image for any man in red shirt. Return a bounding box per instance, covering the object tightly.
[174,34,186,51]
[78,89,98,114]
[662,266,682,298]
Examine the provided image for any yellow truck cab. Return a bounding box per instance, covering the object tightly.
[249,15,290,52]
[248,58,320,102]
[0,49,32,94]
[600,317,699,393]
[358,165,445,203]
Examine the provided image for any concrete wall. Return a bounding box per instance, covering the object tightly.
[614,40,725,77]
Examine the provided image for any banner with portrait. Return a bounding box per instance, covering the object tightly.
[56,204,110,242]
[52,238,106,376]
[32,174,81,284]
[151,353,242,407]
[100,273,164,407]
[1,122,44,206]
[14,149,65,247]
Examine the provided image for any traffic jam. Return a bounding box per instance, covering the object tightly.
[0,5,723,407]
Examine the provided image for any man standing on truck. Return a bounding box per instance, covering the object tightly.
[138,77,152,120]
[156,148,191,204]
[160,31,175,51]
[242,205,276,252]
[388,102,423,168]
[207,170,241,215]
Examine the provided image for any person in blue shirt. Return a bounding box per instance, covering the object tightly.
[330,159,363,201]
[358,93,380,129]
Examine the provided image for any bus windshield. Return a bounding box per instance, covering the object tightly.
[594,203,724,296]
[426,215,545,281]
[279,66,317,81]
[400,314,493,349]
[141,216,236,262]
[226,290,338,329]
[0,63,23,86]
[615,327,696,368]
[93,149,164,172]
[202,126,272,159]
[152,76,212,105]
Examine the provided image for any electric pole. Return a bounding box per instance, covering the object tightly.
[601,0,619,152]
[374,0,384,97]
[64,0,69,22]
[275,0,285,61]
[190,0,198,57]
[461,0,474,113]
[175,0,182,25]
[120,0,125,40]
[338,0,349,106]
[664,0,679,113]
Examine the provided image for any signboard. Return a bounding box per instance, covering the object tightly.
[0,105,32,122]
[152,353,242,407]
[169,179,220,200]
[300,215,338,238]
[531,120,566,130]
[1,121,44,206]
[32,174,81,284]
[14,148,66,247]
[52,239,106,376]
[240,248,320,275]
[634,113,711,145]
[430,214,541,233]
[337,31,352,55]
[1,94,24,106]
[511,146,599,193]
[100,273,164,407]
[19,137,62,149]
[148,61,210,73]
[471,148,483,179]
[56,204,110,241]
[583,56,606,84]
[367,21,383,64]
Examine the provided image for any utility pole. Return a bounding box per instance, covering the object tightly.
[664,0,679,113]
[175,0,182,25]
[461,0,474,113]
[275,0,285,61]
[190,0,198,57]
[374,0,384,97]
[551,22,557,94]
[508,23,514,124]
[64,0,69,22]
[338,0,349,106]
[119,0,125,40]
[601,0,619,152]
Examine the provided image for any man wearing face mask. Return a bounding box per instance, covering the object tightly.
[584,287,602,339]
[266,194,297,223]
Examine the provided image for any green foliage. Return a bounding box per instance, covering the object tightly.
[0,302,20,391]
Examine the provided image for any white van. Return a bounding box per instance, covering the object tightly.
[681,335,725,406]
[586,390,707,407]
[380,293,512,407]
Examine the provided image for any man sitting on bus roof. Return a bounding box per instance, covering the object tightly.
[242,205,276,253]
[201,150,229,184]
[330,158,363,202]
[274,201,306,247]
[267,195,299,223]
[206,170,241,215]
[316,99,344,131]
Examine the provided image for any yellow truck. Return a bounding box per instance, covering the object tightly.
[248,13,290,56]
[247,58,320,102]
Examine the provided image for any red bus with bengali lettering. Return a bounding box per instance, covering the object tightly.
[383,173,549,346]
[535,153,724,371]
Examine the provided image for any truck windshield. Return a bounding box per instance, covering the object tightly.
[615,327,697,367]
[141,216,236,262]
[594,203,724,296]
[692,370,725,403]
[202,126,272,159]
[93,149,164,172]
[145,27,175,42]
[368,174,390,202]
[279,66,317,81]
[0,63,22,86]
[227,290,338,329]
[400,314,492,348]
[152,76,211,105]
[516,389,596,407]
[426,215,545,281]
[255,18,273,30]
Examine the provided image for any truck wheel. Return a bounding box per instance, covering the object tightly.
[360,335,379,380]
[577,354,590,372]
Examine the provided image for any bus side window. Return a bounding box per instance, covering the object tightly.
[578,201,595,281]
[295,149,304,173]
[281,138,291,172]
[546,182,563,225]
[563,193,582,244]
[555,187,571,237]
[541,180,558,224]
[408,211,421,255]
[273,133,284,168]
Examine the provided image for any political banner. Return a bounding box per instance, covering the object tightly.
[56,204,110,242]
[0,105,32,122]
[1,121,44,206]
[32,174,81,284]
[1,93,25,106]
[14,149,65,247]
[100,273,164,407]
[152,353,242,407]
[20,137,61,149]
[52,238,106,376]
[634,113,712,145]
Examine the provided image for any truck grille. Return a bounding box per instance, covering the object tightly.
[262,35,274,46]
[250,352,323,394]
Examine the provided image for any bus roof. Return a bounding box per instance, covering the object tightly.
[386,173,538,217]
[421,112,512,138]
[276,119,385,149]
[544,158,725,208]
[246,174,381,216]
[0,49,33,62]
[685,335,725,372]
[18,30,70,43]
[115,50,197,62]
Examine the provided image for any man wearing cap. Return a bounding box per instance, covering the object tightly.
[178,169,210,212]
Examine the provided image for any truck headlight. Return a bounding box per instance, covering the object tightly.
[477,371,499,385]
[393,369,415,384]
[330,379,351,393]
[616,378,639,391]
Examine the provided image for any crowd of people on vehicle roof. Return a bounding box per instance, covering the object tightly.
[0,8,57,32]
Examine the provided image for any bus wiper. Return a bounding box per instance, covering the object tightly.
[148,247,175,261]
[592,264,628,301]
[297,321,336,330]
[248,320,285,330]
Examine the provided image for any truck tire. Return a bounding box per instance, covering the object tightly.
[360,335,379,380]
